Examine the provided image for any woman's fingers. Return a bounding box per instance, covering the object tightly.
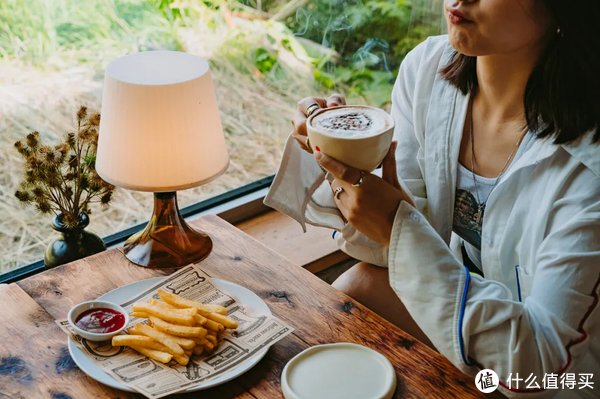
[330,179,351,218]
[382,141,400,189]
[292,132,312,152]
[297,96,327,115]
[292,111,308,137]
[292,93,346,153]
[292,97,327,152]
[315,151,362,185]
[292,94,345,153]
[326,93,346,107]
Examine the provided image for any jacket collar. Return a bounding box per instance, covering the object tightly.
[561,131,600,177]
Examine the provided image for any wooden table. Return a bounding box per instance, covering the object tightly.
[1,215,497,398]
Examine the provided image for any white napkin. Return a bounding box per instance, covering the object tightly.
[264,135,389,266]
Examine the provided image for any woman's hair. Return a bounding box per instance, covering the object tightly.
[440,0,600,144]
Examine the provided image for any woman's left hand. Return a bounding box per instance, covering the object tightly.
[315,142,414,247]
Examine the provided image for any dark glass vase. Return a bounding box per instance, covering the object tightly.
[44,213,106,268]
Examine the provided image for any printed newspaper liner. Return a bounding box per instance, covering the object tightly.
[57,264,294,398]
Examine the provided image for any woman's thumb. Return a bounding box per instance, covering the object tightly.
[382,141,400,189]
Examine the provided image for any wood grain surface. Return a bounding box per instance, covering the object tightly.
[5,215,501,399]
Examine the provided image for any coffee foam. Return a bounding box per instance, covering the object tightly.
[310,107,390,138]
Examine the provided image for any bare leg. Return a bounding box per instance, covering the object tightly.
[332,262,435,349]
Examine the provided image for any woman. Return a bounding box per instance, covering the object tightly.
[265,1,599,397]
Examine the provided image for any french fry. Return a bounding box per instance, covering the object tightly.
[141,299,197,316]
[194,314,208,326]
[157,289,228,315]
[202,340,215,352]
[204,312,238,329]
[132,323,185,356]
[119,286,238,366]
[113,334,163,349]
[169,336,197,350]
[130,324,197,350]
[113,335,188,365]
[149,298,179,310]
[173,353,189,366]
[132,303,196,326]
[129,346,172,364]
[203,318,225,333]
[149,316,207,338]
[192,345,204,356]
[205,333,217,346]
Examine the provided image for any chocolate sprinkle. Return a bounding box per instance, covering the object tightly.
[318,112,373,132]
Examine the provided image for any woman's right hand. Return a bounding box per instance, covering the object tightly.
[292,93,346,153]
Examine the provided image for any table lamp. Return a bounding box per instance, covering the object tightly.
[96,51,229,268]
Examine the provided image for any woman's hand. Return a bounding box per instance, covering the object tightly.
[315,142,414,247]
[292,93,346,153]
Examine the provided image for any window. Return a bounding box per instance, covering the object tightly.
[0,0,443,279]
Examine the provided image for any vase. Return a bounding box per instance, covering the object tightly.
[44,213,106,268]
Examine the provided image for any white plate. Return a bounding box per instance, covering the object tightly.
[68,277,271,393]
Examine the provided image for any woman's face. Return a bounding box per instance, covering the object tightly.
[444,0,553,56]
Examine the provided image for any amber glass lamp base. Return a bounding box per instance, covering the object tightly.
[124,192,212,268]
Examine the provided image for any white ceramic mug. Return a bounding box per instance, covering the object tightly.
[306,105,394,171]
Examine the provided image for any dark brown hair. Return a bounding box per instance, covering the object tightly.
[440,1,600,144]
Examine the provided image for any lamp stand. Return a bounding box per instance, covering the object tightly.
[124,192,212,268]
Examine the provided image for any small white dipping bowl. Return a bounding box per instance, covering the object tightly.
[67,300,129,342]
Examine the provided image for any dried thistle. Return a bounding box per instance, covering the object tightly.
[14,106,115,228]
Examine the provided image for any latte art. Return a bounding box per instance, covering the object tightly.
[310,107,390,138]
[318,112,372,133]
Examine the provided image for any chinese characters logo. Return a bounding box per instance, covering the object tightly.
[475,369,499,393]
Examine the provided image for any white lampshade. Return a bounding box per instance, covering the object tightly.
[97,51,229,192]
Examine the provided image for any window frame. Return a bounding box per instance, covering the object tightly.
[0,175,274,284]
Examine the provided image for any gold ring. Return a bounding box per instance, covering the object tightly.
[305,136,311,149]
[352,171,366,187]
[333,186,344,200]
[306,103,320,117]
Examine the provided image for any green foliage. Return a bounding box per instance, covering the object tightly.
[254,47,278,73]
[288,1,407,67]
[284,0,442,106]
[0,0,182,64]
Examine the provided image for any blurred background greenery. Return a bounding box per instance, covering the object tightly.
[0,0,443,272]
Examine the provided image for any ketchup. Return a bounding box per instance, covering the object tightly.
[75,308,125,333]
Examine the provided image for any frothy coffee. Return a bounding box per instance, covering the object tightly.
[310,106,391,138]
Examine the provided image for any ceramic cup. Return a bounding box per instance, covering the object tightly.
[306,105,394,171]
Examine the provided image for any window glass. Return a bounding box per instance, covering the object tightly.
[0,0,443,274]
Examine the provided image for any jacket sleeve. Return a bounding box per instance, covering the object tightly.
[388,186,600,398]
[390,40,429,216]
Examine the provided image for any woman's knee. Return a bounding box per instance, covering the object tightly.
[332,262,389,303]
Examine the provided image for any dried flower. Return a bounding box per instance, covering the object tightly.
[77,106,87,120]
[26,131,40,148]
[15,190,31,203]
[14,106,115,227]
[32,186,45,200]
[37,200,52,214]
[89,113,101,126]
[66,132,76,148]
[100,192,112,205]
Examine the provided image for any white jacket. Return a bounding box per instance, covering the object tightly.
[264,36,600,398]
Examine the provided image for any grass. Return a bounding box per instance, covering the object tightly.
[0,0,335,272]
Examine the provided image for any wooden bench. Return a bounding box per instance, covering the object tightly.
[235,210,355,281]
